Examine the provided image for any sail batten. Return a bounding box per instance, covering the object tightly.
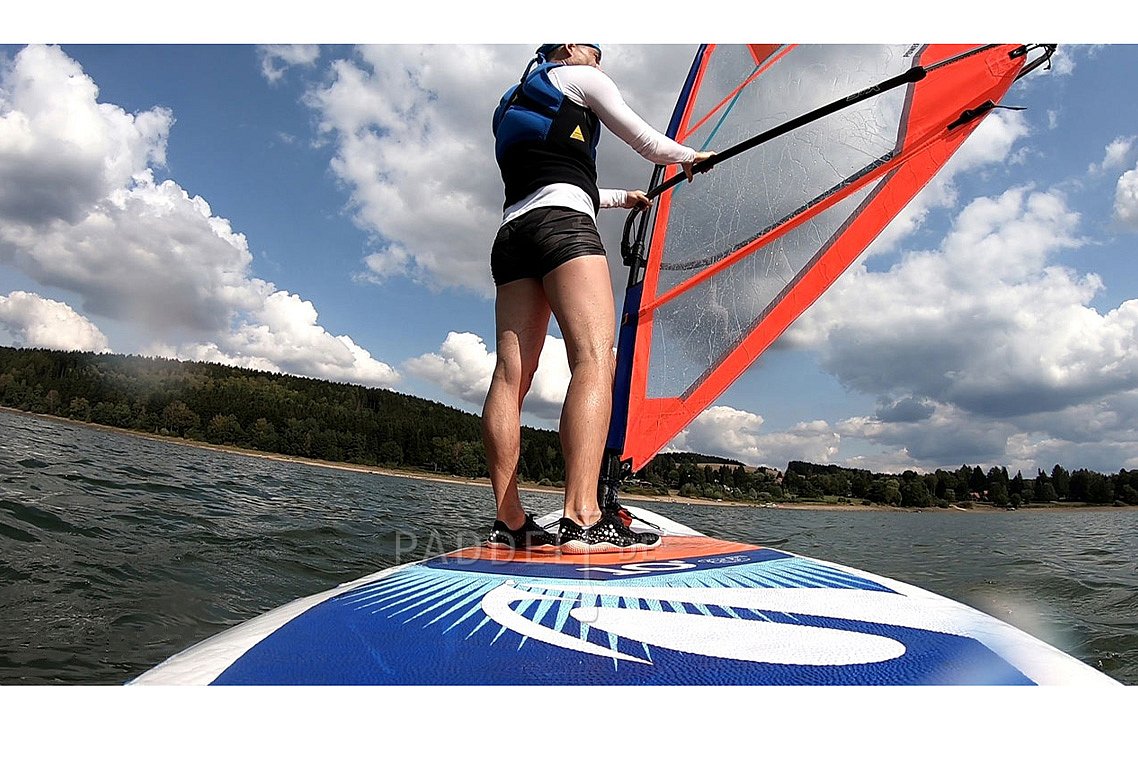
[610,43,1050,472]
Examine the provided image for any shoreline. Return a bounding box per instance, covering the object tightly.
[3,406,1132,514]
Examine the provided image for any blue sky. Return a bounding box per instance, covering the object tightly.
[3,11,1138,476]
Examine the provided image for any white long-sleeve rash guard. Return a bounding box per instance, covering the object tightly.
[501,64,697,225]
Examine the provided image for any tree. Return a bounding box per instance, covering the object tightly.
[9,346,1138,507]
[1116,470,1138,505]
[1085,472,1114,504]
[379,441,404,466]
[1034,470,1056,502]
[68,396,92,421]
[987,466,1010,492]
[869,478,901,506]
[1010,471,1026,498]
[206,414,243,445]
[988,479,1009,507]
[161,400,199,436]
[92,401,132,427]
[900,478,933,508]
[1051,465,1071,499]
[453,441,485,478]
[249,418,278,450]
[1035,481,1058,503]
[969,466,987,494]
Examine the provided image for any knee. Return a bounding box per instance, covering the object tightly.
[567,343,616,376]
[491,356,523,388]
[491,354,541,399]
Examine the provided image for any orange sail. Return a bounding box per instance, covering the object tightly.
[610,44,1054,472]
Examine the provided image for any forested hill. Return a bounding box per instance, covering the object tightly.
[0,346,563,481]
[2,346,1136,508]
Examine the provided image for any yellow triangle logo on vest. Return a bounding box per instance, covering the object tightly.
[570,125,585,142]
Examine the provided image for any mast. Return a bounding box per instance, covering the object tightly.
[599,164,659,512]
[598,45,709,514]
[598,189,655,512]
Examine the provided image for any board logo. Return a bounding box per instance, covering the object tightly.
[576,560,696,577]
[483,581,910,666]
[697,554,754,566]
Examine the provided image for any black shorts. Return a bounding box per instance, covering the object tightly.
[490,206,605,286]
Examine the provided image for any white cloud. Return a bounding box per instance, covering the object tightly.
[526,336,573,419]
[0,44,398,388]
[405,330,571,420]
[1091,136,1136,174]
[837,405,1012,469]
[152,291,399,387]
[303,44,693,296]
[796,187,1089,401]
[1113,162,1138,230]
[0,291,109,352]
[3,171,271,334]
[304,46,514,295]
[669,406,839,469]
[153,341,280,374]
[403,331,495,406]
[1047,46,1078,78]
[1004,392,1138,472]
[866,109,1032,258]
[8,42,1128,476]
[779,182,1138,470]
[257,45,320,84]
[0,44,170,227]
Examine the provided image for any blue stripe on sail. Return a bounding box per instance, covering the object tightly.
[701,65,760,150]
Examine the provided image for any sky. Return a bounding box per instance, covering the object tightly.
[3,7,1138,476]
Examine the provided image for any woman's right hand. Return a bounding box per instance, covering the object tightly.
[682,150,716,181]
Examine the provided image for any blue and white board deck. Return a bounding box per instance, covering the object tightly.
[130,508,1119,685]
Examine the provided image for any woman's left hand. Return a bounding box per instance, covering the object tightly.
[624,190,652,209]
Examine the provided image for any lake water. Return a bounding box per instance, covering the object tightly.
[1,408,1135,685]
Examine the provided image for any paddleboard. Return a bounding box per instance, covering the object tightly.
[129,507,1119,685]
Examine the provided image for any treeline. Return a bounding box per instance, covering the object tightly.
[780,460,1137,508]
[632,457,1138,509]
[625,458,1137,508]
[0,346,563,482]
[1,346,1135,508]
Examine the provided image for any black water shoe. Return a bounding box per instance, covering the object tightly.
[486,513,556,548]
[556,511,662,554]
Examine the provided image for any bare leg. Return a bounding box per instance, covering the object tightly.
[481,278,551,530]
[542,255,616,527]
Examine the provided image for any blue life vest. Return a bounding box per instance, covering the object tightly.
[492,62,601,211]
